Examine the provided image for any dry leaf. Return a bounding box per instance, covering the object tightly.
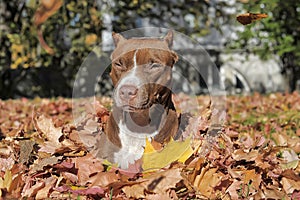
[89,172,119,187]
[0,170,12,191]
[33,0,63,54]
[19,140,35,164]
[32,156,62,172]
[280,148,299,170]
[232,149,258,161]
[123,168,182,198]
[54,185,105,195]
[236,13,268,25]
[226,180,243,199]
[35,177,57,199]
[195,167,224,198]
[72,153,104,185]
[122,183,146,199]
[23,182,45,197]
[34,115,62,146]
[33,0,63,26]
[147,168,183,193]
[281,177,300,194]
[143,137,194,171]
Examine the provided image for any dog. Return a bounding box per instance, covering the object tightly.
[97,31,179,169]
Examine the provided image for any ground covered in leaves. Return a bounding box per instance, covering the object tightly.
[0,93,299,199]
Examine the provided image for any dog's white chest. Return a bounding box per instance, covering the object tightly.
[114,122,158,169]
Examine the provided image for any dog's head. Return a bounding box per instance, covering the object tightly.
[110,31,178,113]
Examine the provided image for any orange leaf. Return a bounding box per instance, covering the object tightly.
[236,13,268,25]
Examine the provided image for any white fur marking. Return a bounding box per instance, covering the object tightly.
[114,121,158,169]
[115,50,140,107]
[133,49,138,70]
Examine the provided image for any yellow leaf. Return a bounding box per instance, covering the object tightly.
[70,185,86,190]
[102,159,118,171]
[0,170,12,190]
[144,138,156,153]
[142,137,194,171]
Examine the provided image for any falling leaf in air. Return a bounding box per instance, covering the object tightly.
[236,13,268,25]
[33,0,63,54]
[33,0,63,26]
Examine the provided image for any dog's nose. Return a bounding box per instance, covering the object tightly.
[119,85,138,100]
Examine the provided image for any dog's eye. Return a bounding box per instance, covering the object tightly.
[115,62,122,66]
[114,61,125,70]
[150,63,162,69]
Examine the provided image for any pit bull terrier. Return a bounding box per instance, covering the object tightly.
[97,31,179,169]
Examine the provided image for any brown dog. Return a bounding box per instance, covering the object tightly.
[97,31,179,169]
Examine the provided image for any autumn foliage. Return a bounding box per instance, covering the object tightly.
[0,93,299,199]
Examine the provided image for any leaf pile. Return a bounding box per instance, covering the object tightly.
[0,93,299,199]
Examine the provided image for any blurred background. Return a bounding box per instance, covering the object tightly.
[0,0,299,99]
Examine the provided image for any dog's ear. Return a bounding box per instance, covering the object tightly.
[164,30,174,48]
[112,32,126,46]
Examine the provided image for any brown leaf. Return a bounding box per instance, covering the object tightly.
[54,185,105,195]
[19,140,35,164]
[146,194,173,200]
[281,177,300,194]
[237,13,268,25]
[32,156,62,172]
[33,0,63,26]
[242,169,261,190]
[232,149,258,161]
[261,184,288,199]
[196,167,224,198]
[281,169,300,182]
[123,168,182,198]
[226,180,242,199]
[22,181,45,198]
[146,168,183,194]
[122,183,146,199]
[72,153,104,185]
[34,115,62,146]
[89,172,119,187]
[35,177,57,199]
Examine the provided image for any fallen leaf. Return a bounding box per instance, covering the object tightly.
[123,168,182,198]
[32,156,62,172]
[196,167,224,198]
[281,177,300,194]
[280,148,299,170]
[146,168,183,194]
[89,172,119,187]
[0,170,12,191]
[22,181,45,198]
[54,185,104,195]
[72,153,104,185]
[34,115,62,146]
[243,169,261,191]
[232,149,258,161]
[146,194,173,200]
[35,177,57,199]
[281,169,300,182]
[226,180,242,199]
[19,140,35,164]
[122,182,146,199]
[143,137,194,171]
